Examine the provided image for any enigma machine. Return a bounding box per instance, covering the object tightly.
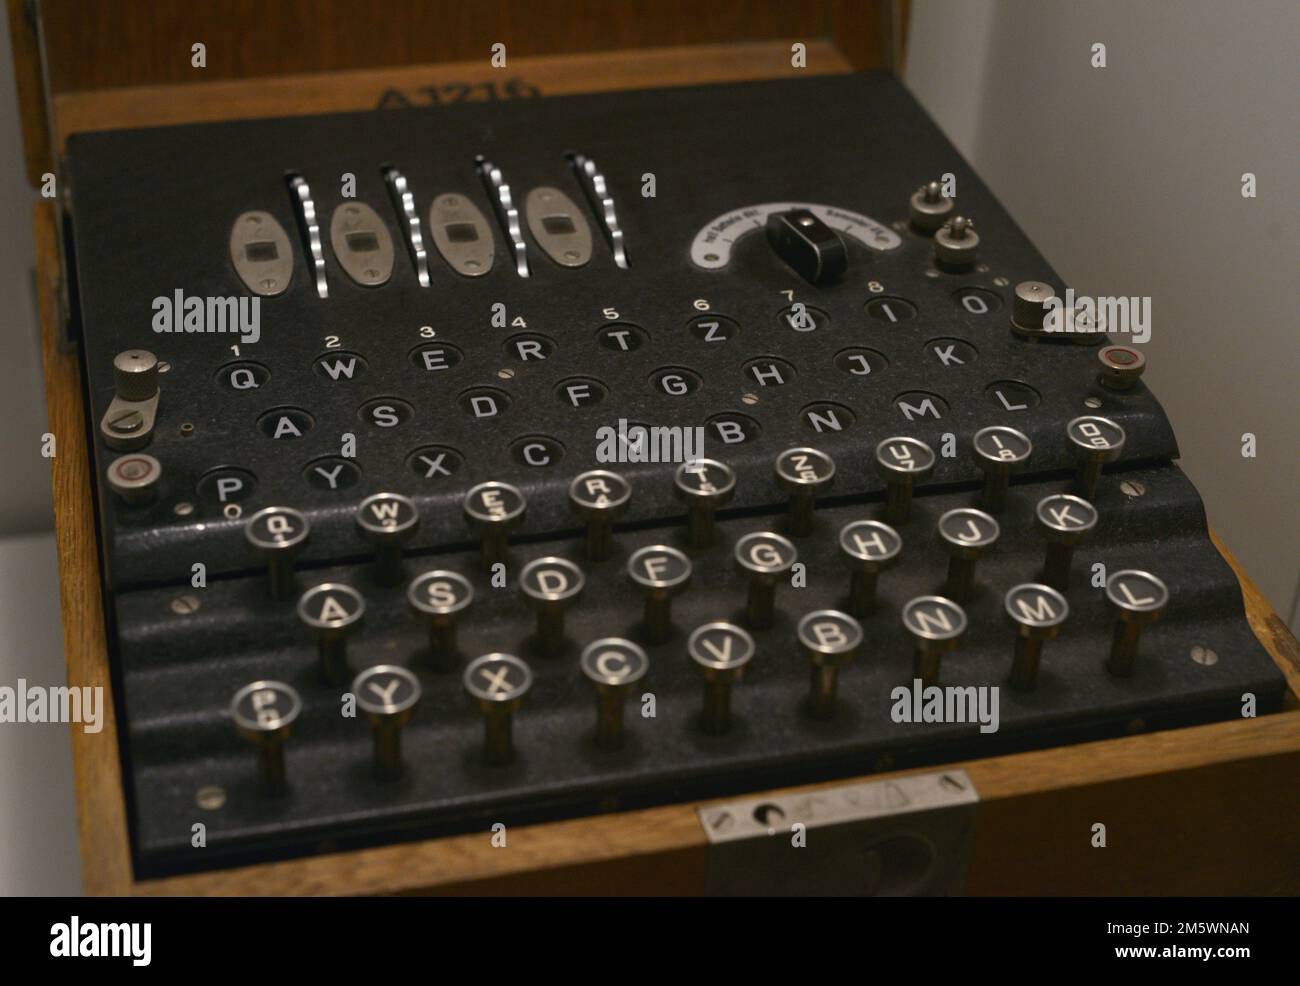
[61,74,1283,881]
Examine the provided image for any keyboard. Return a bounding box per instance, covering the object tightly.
[63,73,1283,876]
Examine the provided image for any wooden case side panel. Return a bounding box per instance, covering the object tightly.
[36,200,135,895]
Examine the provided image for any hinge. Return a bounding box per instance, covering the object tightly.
[698,769,979,896]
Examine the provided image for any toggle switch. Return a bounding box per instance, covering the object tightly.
[875,437,936,524]
[463,481,527,568]
[1004,583,1069,690]
[1035,493,1098,590]
[298,582,365,686]
[351,664,421,779]
[1066,415,1126,500]
[355,492,419,585]
[933,215,978,268]
[230,679,301,791]
[244,506,310,600]
[674,458,736,548]
[1105,570,1168,677]
[774,446,835,536]
[569,469,632,561]
[407,569,474,670]
[519,556,585,657]
[909,180,955,233]
[938,507,1000,603]
[100,349,161,451]
[839,519,902,616]
[765,208,847,284]
[463,653,533,764]
[580,637,649,749]
[798,609,863,718]
[734,532,798,629]
[901,596,966,686]
[972,425,1032,512]
[687,622,755,735]
[627,545,692,643]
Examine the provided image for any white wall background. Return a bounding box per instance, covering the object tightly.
[907,0,1300,627]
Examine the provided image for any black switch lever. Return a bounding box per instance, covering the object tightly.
[765,208,847,284]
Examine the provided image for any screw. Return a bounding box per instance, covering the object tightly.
[497,368,515,380]
[108,409,144,432]
[170,593,201,615]
[1190,645,1218,666]
[180,422,194,437]
[195,785,226,810]
[1120,480,1146,497]
[940,773,966,792]
[741,392,759,405]
[709,811,734,832]
[173,501,195,517]
[1084,396,1102,408]
[993,276,1009,286]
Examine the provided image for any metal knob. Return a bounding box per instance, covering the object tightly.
[244,506,310,600]
[875,437,936,524]
[580,638,649,749]
[297,582,365,686]
[798,609,862,718]
[774,446,835,536]
[971,425,1032,512]
[355,492,419,585]
[519,557,585,657]
[687,622,755,735]
[1036,493,1098,590]
[407,569,473,670]
[938,507,1000,603]
[352,664,421,779]
[1004,583,1069,690]
[734,531,797,629]
[464,653,533,765]
[463,481,526,568]
[627,545,692,643]
[1105,570,1169,677]
[838,519,902,616]
[569,469,632,561]
[1066,415,1126,500]
[901,596,966,686]
[229,680,301,791]
[673,458,736,548]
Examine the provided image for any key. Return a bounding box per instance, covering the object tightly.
[463,653,533,764]
[674,458,736,548]
[901,596,966,686]
[407,569,473,670]
[569,469,632,561]
[938,508,1000,603]
[972,425,1032,512]
[463,481,527,568]
[875,437,935,524]
[1036,493,1098,590]
[798,609,862,718]
[1004,583,1069,690]
[838,519,902,616]
[1066,415,1126,500]
[734,532,797,629]
[297,583,365,686]
[627,545,692,643]
[229,680,301,791]
[244,506,310,600]
[1105,570,1169,677]
[687,622,755,735]
[519,557,585,657]
[351,665,421,779]
[355,492,419,586]
[580,638,649,749]
[774,446,835,536]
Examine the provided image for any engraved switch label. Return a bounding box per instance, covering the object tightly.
[329,202,394,286]
[429,193,494,277]
[230,211,293,296]
[525,187,592,268]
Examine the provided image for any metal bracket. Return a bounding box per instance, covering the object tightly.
[698,769,979,896]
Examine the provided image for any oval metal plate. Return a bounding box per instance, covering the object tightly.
[329,202,394,287]
[429,193,494,277]
[229,211,293,296]
[525,186,592,268]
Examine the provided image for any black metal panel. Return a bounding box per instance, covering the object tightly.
[61,73,1276,878]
